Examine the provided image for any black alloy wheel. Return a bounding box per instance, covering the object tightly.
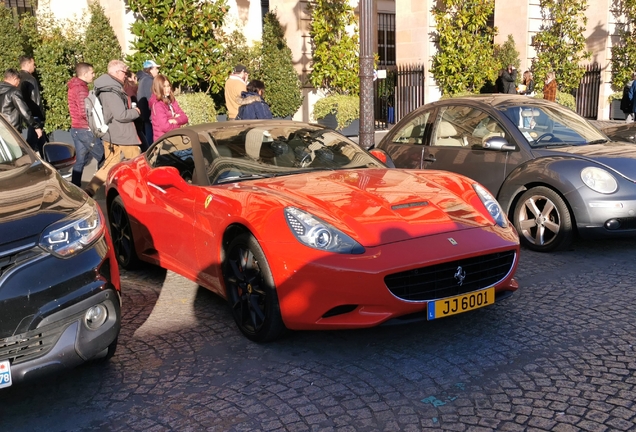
[513,186,574,252]
[224,233,285,342]
[109,196,141,269]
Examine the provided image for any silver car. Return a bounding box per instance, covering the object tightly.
[376,95,636,252]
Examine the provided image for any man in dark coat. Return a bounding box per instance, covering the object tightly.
[18,56,46,152]
[501,65,518,94]
[621,72,636,122]
[236,80,273,120]
[0,68,43,139]
[136,60,160,147]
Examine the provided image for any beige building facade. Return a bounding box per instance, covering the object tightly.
[398,0,619,120]
[41,0,621,121]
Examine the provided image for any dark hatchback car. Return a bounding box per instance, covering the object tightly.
[0,117,121,389]
[376,95,636,252]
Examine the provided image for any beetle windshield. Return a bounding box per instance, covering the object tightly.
[200,124,385,184]
[498,104,607,147]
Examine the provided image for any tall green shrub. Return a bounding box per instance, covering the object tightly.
[127,0,229,93]
[610,0,636,90]
[531,0,590,92]
[308,0,359,95]
[260,11,303,118]
[35,13,83,131]
[0,7,24,71]
[430,0,498,95]
[83,3,122,77]
[494,34,521,72]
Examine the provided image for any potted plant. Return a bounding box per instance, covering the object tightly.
[608,92,626,120]
[313,94,359,136]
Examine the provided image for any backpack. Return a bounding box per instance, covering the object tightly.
[85,90,108,138]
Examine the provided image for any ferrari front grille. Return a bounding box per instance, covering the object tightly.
[385,250,516,301]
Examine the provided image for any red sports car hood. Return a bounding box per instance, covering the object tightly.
[532,141,636,181]
[244,169,495,246]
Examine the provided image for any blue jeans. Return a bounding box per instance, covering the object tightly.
[70,128,104,187]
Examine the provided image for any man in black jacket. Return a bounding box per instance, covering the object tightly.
[0,69,43,140]
[19,56,46,152]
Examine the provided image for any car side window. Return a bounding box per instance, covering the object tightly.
[148,135,195,183]
[390,111,430,145]
[434,106,506,148]
[0,121,29,168]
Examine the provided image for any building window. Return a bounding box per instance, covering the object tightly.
[3,0,35,16]
[261,0,269,24]
[378,13,395,66]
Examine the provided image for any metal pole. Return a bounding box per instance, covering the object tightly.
[359,0,374,149]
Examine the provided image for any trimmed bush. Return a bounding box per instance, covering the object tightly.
[308,0,359,95]
[313,94,359,129]
[175,92,217,125]
[533,91,576,110]
[127,0,229,94]
[83,3,122,78]
[260,11,303,118]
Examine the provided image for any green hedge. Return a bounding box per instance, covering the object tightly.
[313,94,359,129]
[175,92,217,125]
[533,91,576,110]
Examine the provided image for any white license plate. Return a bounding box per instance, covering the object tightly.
[0,360,12,389]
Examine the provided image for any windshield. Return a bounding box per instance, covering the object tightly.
[0,119,31,171]
[201,124,385,184]
[499,104,607,147]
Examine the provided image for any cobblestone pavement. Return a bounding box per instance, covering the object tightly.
[1,235,636,431]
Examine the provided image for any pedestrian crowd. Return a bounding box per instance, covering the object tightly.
[0,57,274,196]
[494,65,552,100]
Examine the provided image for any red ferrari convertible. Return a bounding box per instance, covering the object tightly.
[105,121,520,341]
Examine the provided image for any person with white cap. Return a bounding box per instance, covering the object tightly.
[136,59,160,145]
[224,64,249,120]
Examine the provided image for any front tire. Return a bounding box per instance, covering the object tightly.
[109,196,141,269]
[513,186,573,252]
[223,233,286,342]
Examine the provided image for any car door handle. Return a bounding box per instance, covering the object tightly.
[424,155,436,163]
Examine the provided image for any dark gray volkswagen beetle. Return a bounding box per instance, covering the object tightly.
[376,95,636,252]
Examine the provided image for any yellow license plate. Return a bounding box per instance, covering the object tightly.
[427,287,495,320]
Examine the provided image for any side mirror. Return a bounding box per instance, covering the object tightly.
[483,136,515,152]
[369,148,396,168]
[147,166,189,192]
[42,142,76,170]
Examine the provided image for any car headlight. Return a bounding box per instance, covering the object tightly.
[581,167,617,194]
[473,184,508,228]
[284,207,364,254]
[40,199,105,257]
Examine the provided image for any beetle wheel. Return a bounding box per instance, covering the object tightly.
[513,186,573,252]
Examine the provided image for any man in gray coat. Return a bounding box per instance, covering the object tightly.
[85,59,141,197]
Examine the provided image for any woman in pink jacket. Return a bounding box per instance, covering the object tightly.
[149,74,188,139]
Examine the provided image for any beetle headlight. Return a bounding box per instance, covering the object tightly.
[40,199,104,257]
[284,207,364,254]
[473,184,508,228]
[581,167,617,194]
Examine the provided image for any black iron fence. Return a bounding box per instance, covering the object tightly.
[374,64,425,129]
[574,63,601,119]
